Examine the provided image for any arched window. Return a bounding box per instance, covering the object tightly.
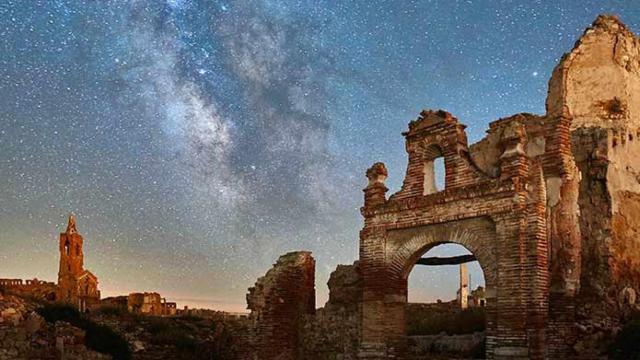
[76,244,80,256]
[64,241,70,255]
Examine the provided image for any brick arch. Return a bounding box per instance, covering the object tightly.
[422,142,445,160]
[368,217,499,359]
[361,108,553,359]
[386,217,497,289]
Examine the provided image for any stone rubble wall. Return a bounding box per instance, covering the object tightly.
[408,332,484,357]
[299,262,362,360]
[0,280,58,302]
[245,258,363,360]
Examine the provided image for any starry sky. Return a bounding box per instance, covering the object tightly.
[1,1,639,312]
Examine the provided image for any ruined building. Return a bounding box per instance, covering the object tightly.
[101,289,181,316]
[127,292,163,315]
[0,278,57,301]
[57,215,100,312]
[245,252,316,360]
[246,15,640,360]
[123,292,177,316]
[0,215,100,312]
[469,286,487,308]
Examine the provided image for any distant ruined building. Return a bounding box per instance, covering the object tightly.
[0,216,185,317]
[57,214,100,312]
[245,15,640,360]
[0,215,100,312]
[457,263,469,310]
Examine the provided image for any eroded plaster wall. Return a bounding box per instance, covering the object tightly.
[547,16,640,129]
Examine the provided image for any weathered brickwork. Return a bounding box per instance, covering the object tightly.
[57,215,100,312]
[358,14,640,360]
[246,251,315,360]
[1,216,101,313]
[248,14,640,360]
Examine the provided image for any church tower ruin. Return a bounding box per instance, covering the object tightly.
[57,215,100,312]
[58,214,84,297]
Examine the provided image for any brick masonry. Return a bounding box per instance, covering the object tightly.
[246,14,640,360]
[246,251,315,360]
[358,14,640,360]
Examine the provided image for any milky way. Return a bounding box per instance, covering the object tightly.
[1,1,639,311]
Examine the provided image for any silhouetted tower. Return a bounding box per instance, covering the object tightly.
[58,214,84,301]
[459,263,469,309]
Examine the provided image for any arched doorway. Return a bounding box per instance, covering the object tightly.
[407,242,488,358]
[377,217,497,359]
[360,110,551,359]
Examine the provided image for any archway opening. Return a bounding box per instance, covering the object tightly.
[406,243,487,359]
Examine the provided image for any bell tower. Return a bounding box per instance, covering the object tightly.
[58,214,84,301]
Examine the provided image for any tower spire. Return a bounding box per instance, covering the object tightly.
[66,213,77,234]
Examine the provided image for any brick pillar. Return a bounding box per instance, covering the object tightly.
[359,162,390,359]
[524,164,550,360]
[493,213,530,360]
[494,122,532,359]
[544,115,582,359]
[359,228,390,359]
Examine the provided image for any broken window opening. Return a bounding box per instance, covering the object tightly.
[423,145,445,195]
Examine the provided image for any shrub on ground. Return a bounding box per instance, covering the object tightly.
[37,303,131,360]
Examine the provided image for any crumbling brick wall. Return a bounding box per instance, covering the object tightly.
[546,15,640,357]
[248,14,640,360]
[357,14,640,360]
[246,251,315,360]
[359,109,548,359]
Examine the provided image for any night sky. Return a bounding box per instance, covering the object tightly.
[1,1,639,312]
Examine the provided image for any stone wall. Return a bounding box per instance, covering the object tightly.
[246,257,363,360]
[0,278,58,302]
[299,261,362,360]
[548,15,640,358]
[408,333,484,358]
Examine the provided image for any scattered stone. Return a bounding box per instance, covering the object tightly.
[132,340,145,352]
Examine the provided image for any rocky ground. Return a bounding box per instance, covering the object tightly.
[90,311,247,360]
[0,288,248,360]
[408,332,485,359]
[0,292,109,360]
